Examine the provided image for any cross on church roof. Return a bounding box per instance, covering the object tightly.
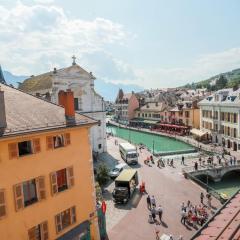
[72,55,76,65]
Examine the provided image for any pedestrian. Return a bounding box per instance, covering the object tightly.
[170,159,174,167]
[146,195,151,209]
[200,192,204,204]
[194,161,198,171]
[181,209,186,225]
[157,205,163,222]
[151,207,156,222]
[181,155,184,165]
[230,157,233,166]
[181,202,185,211]
[218,156,221,165]
[150,155,154,164]
[199,157,202,166]
[187,200,191,207]
[233,156,236,165]
[151,195,156,207]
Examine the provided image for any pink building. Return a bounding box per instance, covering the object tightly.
[115,89,139,124]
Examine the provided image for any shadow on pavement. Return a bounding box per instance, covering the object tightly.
[114,190,142,210]
[98,152,120,168]
[102,189,113,201]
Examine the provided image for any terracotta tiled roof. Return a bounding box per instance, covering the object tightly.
[0,83,96,137]
[140,102,167,112]
[19,64,95,92]
[193,191,240,240]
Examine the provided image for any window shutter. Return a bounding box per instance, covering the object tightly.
[0,189,6,219]
[28,226,37,240]
[64,133,71,145]
[33,138,41,154]
[71,206,76,224]
[36,176,46,201]
[8,143,19,159]
[55,214,62,233]
[67,167,74,188]
[46,136,53,150]
[13,183,24,211]
[50,172,58,195]
[40,221,49,240]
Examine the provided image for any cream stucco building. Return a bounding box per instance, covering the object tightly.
[198,88,240,151]
[19,58,107,153]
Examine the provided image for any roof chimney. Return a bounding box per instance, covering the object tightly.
[0,87,7,135]
[58,89,75,125]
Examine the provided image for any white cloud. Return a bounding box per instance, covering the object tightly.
[136,48,240,88]
[0,2,127,75]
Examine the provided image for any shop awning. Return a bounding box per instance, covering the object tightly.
[158,123,189,129]
[129,118,144,122]
[190,128,208,137]
[143,120,159,124]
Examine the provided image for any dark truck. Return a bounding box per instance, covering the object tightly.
[112,169,138,204]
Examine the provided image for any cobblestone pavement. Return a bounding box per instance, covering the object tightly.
[98,136,222,240]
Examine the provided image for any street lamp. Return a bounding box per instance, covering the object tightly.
[152,139,155,155]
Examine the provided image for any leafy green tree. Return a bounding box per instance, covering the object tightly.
[215,75,228,90]
[96,164,110,187]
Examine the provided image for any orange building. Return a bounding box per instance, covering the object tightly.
[0,84,101,240]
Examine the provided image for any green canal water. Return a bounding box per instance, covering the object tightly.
[199,172,240,197]
[107,125,195,154]
[107,125,240,197]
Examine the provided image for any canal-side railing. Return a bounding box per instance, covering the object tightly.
[107,121,230,157]
[182,169,227,204]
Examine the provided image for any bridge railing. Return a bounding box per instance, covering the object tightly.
[183,171,227,204]
[182,159,240,174]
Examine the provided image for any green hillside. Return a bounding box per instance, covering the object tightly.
[183,68,240,90]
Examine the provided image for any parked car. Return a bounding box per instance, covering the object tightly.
[109,163,128,179]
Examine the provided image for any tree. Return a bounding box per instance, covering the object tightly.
[215,75,228,90]
[96,164,109,187]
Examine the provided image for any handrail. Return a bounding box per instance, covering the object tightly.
[183,171,225,203]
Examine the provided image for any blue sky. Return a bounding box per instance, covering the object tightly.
[1,0,240,88]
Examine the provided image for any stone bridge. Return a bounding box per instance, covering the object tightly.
[182,162,240,182]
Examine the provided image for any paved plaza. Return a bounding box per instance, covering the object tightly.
[97,136,222,240]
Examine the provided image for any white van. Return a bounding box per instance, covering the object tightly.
[119,142,138,164]
[109,163,128,178]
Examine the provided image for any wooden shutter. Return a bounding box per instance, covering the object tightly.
[28,226,37,240]
[0,189,6,218]
[36,176,46,201]
[8,143,19,159]
[13,183,24,211]
[67,167,74,188]
[33,138,41,154]
[46,136,53,150]
[71,206,76,224]
[64,133,71,146]
[55,213,62,233]
[40,221,49,240]
[50,172,58,195]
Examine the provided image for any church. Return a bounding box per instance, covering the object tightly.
[19,56,107,153]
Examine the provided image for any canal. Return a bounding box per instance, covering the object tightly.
[198,172,240,198]
[107,124,240,198]
[107,125,195,155]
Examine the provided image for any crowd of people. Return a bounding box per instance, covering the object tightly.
[180,192,213,229]
[146,195,163,225]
